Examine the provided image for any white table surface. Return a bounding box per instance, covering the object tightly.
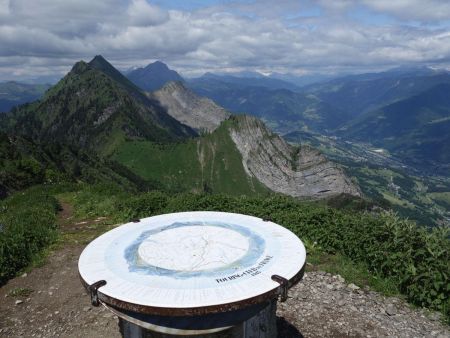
[78,211,306,310]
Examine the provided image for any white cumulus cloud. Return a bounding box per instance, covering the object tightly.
[0,0,449,81]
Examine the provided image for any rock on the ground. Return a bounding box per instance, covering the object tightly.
[277,271,450,338]
[348,283,360,291]
[385,304,397,316]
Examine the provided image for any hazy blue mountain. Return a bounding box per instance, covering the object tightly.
[187,78,349,133]
[305,68,450,118]
[189,72,300,91]
[203,71,266,78]
[268,72,337,87]
[127,61,184,91]
[343,83,450,173]
[0,82,51,113]
[23,74,61,85]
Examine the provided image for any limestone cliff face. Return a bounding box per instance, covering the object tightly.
[152,83,360,198]
[228,115,361,198]
[151,82,230,133]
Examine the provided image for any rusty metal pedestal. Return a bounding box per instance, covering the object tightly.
[118,300,278,338]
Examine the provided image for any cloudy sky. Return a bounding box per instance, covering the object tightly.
[0,0,449,82]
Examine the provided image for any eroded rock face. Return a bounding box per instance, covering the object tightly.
[151,84,360,199]
[229,115,361,198]
[152,82,230,133]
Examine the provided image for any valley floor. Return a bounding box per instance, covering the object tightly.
[0,203,448,338]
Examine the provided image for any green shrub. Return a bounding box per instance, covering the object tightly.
[115,191,169,220]
[0,187,59,285]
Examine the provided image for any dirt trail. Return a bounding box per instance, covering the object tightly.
[0,202,120,338]
[0,203,448,338]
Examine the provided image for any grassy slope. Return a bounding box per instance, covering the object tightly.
[0,132,158,199]
[429,192,450,210]
[343,165,448,226]
[112,119,270,196]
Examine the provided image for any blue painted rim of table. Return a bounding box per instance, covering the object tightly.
[78,211,306,316]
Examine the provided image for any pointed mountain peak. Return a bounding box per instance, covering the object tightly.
[87,55,143,95]
[145,61,169,70]
[90,54,108,64]
[126,61,184,91]
[88,55,117,73]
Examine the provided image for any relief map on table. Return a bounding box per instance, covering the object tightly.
[102,220,278,289]
[123,221,266,279]
[102,218,285,288]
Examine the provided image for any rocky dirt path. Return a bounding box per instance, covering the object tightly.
[0,203,449,338]
[277,272,449,338]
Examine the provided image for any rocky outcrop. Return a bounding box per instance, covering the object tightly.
[151,83,360,199]
[151,82,230,133]
[228,115,361,198]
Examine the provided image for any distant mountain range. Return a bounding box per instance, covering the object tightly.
[0,82,51,113]
[184,65,450,175]
[305,68,450,118]
[190,72,301,91]
[2,58,449,228]
[186,80,350,133]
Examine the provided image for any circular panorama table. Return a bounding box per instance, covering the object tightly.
[78,212,306,337]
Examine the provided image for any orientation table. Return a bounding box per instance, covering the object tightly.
[78,211,306,337]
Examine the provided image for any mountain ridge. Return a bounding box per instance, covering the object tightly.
[192,72,300,91]
[1,56,196,156]
[0,132,156,198]
[344,82,450,173]
[305,71,450,119]
[150,81,231,133]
